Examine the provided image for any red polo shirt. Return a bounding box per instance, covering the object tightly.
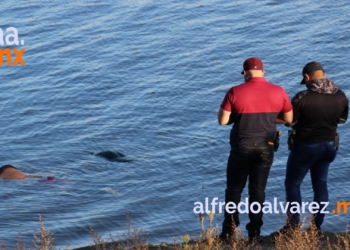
[220,77,292,145]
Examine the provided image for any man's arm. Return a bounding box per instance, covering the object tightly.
[218,108,231,125]
[339,105,348,124]
[276,110,293,124]
[277,88,295,125]
[339,96,349,124]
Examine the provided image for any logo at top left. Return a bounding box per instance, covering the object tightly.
[0,27,25,66]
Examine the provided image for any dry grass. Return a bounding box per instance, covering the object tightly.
[325,229,350,250]
[273,221,321,250]
[159,214,350,250]
[0,241,6,250]
[2,213,350,250]
[16,230,27,250]
[0,214,55,250]
[173,212,261,250]
[33,214,55,250]
[271,218,350,250]
[88,211,148,250]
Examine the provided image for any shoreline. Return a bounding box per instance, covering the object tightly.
[71,230,349,250]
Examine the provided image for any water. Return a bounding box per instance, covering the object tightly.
[1,0,350,248]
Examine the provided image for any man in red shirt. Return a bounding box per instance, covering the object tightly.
[218,57,293,242]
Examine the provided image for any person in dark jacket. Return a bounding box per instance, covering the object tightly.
[273,61,349,237]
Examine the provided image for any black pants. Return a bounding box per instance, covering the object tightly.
[222,143,274,238]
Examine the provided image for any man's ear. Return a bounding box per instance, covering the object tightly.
[304,73,311,82]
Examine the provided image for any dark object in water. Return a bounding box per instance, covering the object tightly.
[94,150,132,162]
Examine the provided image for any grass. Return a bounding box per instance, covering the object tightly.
[1,214,55,250]
[1,213,350,250]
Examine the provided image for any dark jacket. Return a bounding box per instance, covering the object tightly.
[292,78,348,143]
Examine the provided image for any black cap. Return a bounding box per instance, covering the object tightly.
[300,62,324,84]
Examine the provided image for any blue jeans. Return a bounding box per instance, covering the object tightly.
[222,143,274,238]
[284,141,337,228]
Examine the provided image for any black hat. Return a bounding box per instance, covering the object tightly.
[300,62,324,84]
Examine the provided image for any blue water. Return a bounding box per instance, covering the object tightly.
[1,0,350,248]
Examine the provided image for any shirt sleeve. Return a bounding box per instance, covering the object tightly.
[339,93,349,124]
[290,90,308,124]
[220,88,234,112]
[292,99,300,124]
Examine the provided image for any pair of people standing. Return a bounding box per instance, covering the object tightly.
[217,57,349,242]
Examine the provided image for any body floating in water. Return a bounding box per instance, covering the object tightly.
[0,164,54,180]
[0,165,26,179]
